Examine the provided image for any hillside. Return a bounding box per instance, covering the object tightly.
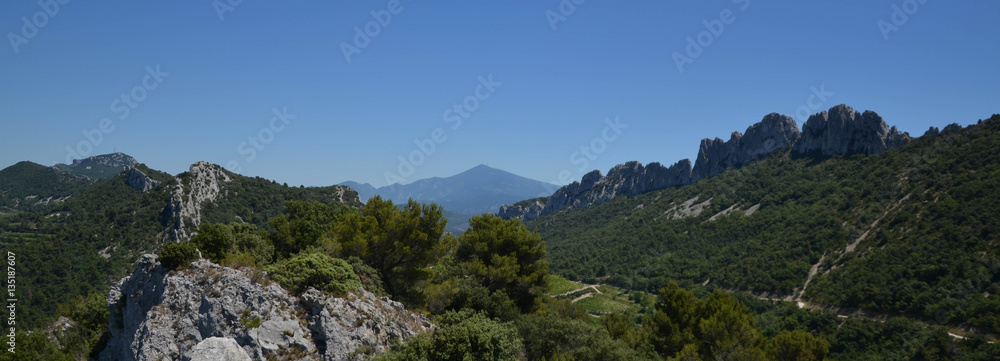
[0,161,94,212]
[526,115,1000,335]
[0,159,362,328]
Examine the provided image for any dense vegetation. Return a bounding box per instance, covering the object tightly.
[529,115,1000,336]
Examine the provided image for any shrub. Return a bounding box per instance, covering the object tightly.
[159,241,198,270]
[377,310,525,361]
[264,252,362,296]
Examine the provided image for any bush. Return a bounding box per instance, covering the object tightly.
[346,256,386,297]
[377,310,525,361]
[159,241,198,270]
[264,252,362,296]
[191,223,235,262]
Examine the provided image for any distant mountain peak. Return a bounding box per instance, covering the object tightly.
[69,152,138,168]
[340,164,554,214]
[53,152,140,180]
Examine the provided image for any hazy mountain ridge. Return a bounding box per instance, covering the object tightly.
[498,105,913,221]
[341,164,555,215]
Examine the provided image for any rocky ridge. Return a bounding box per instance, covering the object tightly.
[692,113,800,181]
[166,162,232,241]
[498,105,912,221]
[100,254,431,361]
[792,105,909,156]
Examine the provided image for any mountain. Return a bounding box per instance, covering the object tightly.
[341,164,556,215]
[521,113,1000,335]
[53,152,138,179]
[498,105,912,222]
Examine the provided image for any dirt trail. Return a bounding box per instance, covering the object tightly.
[559,285,603,303]
[797,253,826,300]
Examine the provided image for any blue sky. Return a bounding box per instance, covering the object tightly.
[1,0,998,187]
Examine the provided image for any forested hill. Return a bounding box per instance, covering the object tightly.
[0,159,361,329]
[528,114,1000,335]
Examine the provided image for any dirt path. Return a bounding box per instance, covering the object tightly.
[797,253,826,300]
[559,285,603,303]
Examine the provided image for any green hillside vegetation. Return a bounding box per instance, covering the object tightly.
[0,162,363,330]
[548,276,646,317]
[0,161,94,212]
[528,115,1000,337]
[194,171,363,228]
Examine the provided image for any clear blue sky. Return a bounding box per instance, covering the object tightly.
[2,0,998,187]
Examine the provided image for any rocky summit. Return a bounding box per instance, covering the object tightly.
[498,105,911,221]
[692,113,800,181]
[792,104,910,156]
[99,254,432,361]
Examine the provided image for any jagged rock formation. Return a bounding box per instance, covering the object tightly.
[692,113,800,181]
[943,123,964,133]
[125,167,161,192]
[497,199,546,221]
[792,105,910,156]
[540,160,693,219]
[166,162,231,240]
[100,255,432,361]
[498,105,912,221]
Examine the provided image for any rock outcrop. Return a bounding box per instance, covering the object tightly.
[503,160,692,222]
[188,337,253,361]
[100,255,431,361]
[125,167,161,192]
[497,199,546,221]
[498,105,913,221]
[692,113,800,181]
[792,105,910,156]
[166,162,231,240]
